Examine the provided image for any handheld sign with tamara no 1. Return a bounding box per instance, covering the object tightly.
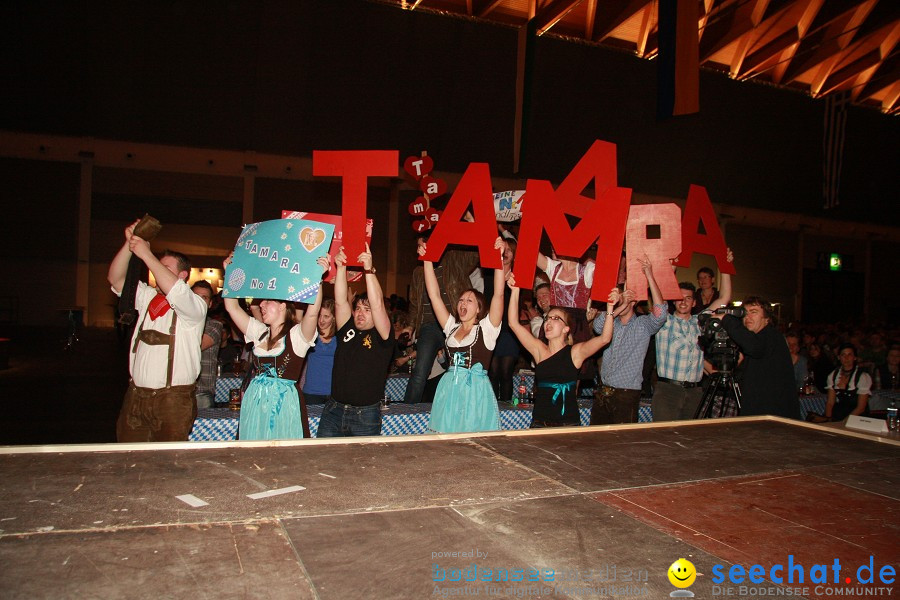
[224,218,335,303]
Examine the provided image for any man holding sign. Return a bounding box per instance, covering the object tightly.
[317,243,395,437]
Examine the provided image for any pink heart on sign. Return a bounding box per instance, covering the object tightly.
[299,227,326,252]
[412,219,430,233]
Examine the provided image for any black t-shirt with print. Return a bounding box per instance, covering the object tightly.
[331,320,396,407]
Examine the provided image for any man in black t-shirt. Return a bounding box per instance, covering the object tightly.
[318,243,395,437]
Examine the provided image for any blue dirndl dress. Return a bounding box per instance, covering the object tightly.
[428,319,500,433]
[238,320,314,441]
[239,365,304,440]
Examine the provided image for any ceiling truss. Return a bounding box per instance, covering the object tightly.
[390,0,900,113]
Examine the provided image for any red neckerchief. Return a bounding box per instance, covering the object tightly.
[147,292,171,320]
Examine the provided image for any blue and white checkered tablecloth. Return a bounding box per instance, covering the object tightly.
[798,394,826,420]
[190,399,654,441]
[216,372,597,405]
[215,376,245,404]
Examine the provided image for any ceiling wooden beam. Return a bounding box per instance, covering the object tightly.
[699,0,775,62]
[850,22,900,100]
[473,0,504,18]
[881,80,900,113]
[584,0,598,39]
[782,0,876,83]
[533,0,582,35]
[636,1,656,57]
[856,51,900,100]
[818,48,881,95]
[811,18,899,95]
[591,0,649,42]
[738,26,800,77]
[770,0,824,83]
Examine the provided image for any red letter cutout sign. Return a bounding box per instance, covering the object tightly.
[512,141,631,302]
[674,185,735,275]
[313,150,398,266]
[420,163,502,269]
[625,204,682,301]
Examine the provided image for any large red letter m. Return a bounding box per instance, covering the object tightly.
[513,141,631,302]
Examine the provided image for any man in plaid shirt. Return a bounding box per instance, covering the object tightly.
[590,257,666,424]
[653,253,732,421]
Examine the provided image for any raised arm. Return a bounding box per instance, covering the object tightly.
[358,243,392,341]
[334,246,352,330]
[641,255,664,308]
[487,238,507,328]
[536,249,549,272]
[222,252,251,335]
[506,275,546,361]
[108,219,140,294]
[418,240,451,329]
[572,288,618,366]
[610,289,635,319]
[131,243,179,299]
[713,248,734,308]
[299,256,329,341]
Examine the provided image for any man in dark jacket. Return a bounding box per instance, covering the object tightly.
[718,297,799,419]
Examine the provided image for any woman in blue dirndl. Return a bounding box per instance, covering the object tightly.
[223,254,328,440]
[420,237,508,433]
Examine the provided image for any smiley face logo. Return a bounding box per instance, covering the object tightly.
[668,558,697,588]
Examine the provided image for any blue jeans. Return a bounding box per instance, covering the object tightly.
[316,399,382,437]
[403,321,444,404]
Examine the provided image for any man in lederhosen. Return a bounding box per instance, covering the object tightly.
[108,219,207,442]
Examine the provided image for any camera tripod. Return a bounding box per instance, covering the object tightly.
[694,369,742,419]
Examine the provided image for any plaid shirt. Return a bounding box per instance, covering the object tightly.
[196,318,223,395]
[594,303,667,390]
[655,313,704,383]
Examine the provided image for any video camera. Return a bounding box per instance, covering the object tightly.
[697,306,746,372]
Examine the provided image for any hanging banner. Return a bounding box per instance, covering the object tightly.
[224,218,335,302]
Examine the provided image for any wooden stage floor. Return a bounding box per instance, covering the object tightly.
[1,418,898,599]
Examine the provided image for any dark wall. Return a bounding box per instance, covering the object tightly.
[2,0,897,224]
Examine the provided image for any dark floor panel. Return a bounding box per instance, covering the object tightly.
[0,439,570,535]
[474,421,900,492]
[0,520,315,600]
[285,506,568,600]
[285,494,765,600]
